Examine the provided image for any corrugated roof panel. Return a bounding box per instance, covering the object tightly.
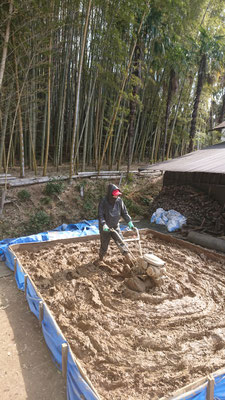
[210,121,225,130]
[143,141,225,173]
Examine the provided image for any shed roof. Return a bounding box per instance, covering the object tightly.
[209,121,225,131]
[142,141,225,174]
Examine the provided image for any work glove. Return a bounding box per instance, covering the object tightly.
[128,221,134,230]
[103,223,110,232]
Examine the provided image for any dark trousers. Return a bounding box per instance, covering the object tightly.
[99,226,128,258]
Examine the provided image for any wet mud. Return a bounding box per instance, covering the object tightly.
[15,233,225,399]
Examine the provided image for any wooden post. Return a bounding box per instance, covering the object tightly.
[119,172,123,186]
[39,301,44,326]
[24,274,28,295]
[14,258,17,277]
[206,375,214,400]
[62,343,68,378]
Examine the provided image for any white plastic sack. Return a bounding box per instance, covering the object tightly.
[151,208,186,232]
[151,208,164,223]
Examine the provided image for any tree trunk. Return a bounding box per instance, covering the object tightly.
[166,77,186,159]
[70,0,92,180]
[162,68,176,160]
[0,0,13,91]
[219,92,225,124]
[43,21,53,177]
[0,82,13,172]
[98,8,148,173]
[14,47,25,178]
[127,44,141,173]
[189,53,207,153]
[41,95,48,167]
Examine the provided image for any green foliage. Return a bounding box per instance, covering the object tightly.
[126,173,134,184]
[40,196,51,205]
[140,197,152,206]
[17,189,31,202]
[1,0,225,170]
[83,198,95,212]
[76,180,88,192]
[82,192,98,216]
[77,181,107,218]
[95,181,108,200]
[22,211,50,236]
[25,210,51,235]
[123,196,143,216]
[43,179,64,196]
[120,183,130,195]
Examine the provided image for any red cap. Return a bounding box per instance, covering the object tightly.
[112,189,122,196]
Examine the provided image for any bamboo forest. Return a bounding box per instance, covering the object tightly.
[1,0,225,178]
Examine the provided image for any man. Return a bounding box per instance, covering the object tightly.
[98,183,135,263]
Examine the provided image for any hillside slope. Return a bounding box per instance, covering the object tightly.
[0,171,162,240]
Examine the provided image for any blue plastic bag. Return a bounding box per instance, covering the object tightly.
[151,208,186,232]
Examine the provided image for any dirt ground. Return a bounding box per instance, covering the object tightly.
[0,267,66,400]
[14,231,225,400]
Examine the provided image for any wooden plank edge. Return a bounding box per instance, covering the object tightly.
[145,228,225,263]
[9,233,101,253]
[8,230,136,253]
[160,379,208,400]
[160,372,216,400]
[212,365,225,378]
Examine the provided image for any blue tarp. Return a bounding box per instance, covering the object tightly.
[0,219,130,399]
[173,385,207,400]
[42,304,67,370]
[26,277,41,318]
[0,219,127,269]
[214,373,225,399]
[67,349,98,400]
[1,220,224,400]
[0,220,100,265]
[0,220,102,399]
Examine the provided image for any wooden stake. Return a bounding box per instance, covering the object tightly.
[39,301,44,326]
[206,375,214,400]
[14,258,17,277]
[24,274,27,295]
[62,343,68,378]
[0,188,6,215]
[119,172,123,186]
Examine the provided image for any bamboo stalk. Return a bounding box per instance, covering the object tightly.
[0,0,13,91]
[70,0,93,181]
[98,6,149,173]
[43,21,53,177]
[14,40,25,178]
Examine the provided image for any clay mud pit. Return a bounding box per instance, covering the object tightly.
[13,232,225,400]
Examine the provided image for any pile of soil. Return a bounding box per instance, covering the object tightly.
[15,232,225,400]
[149,185,225,236]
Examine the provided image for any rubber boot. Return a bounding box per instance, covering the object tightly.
[93,254,104,266]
